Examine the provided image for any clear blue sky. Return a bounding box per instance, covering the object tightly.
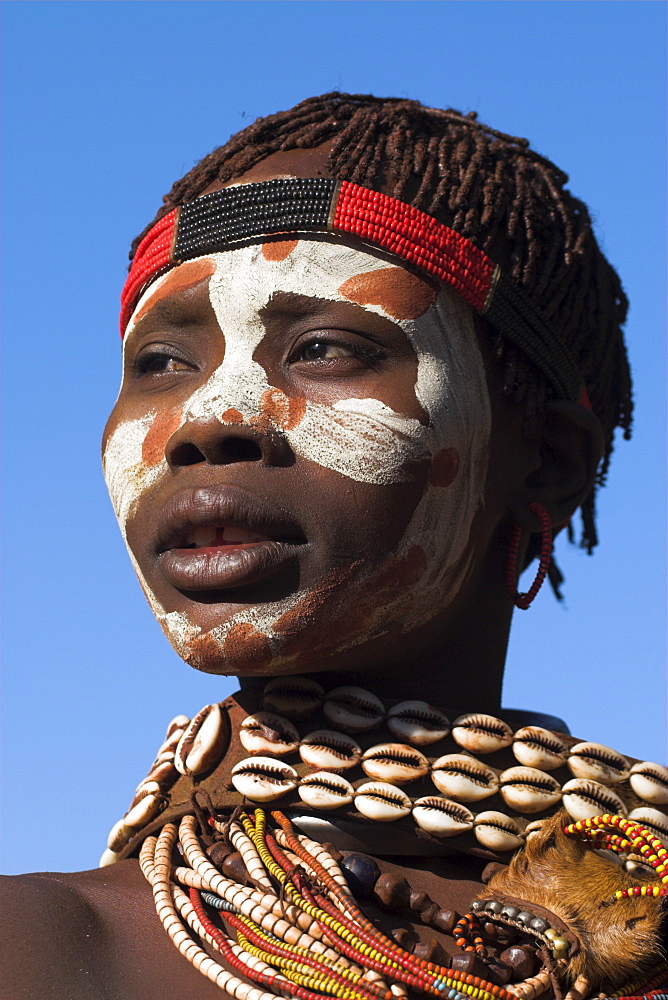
[1,0,666,875]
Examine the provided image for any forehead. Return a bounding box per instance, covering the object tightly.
[127,239,438,336]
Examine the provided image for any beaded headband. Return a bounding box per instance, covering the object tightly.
[121,178,588,406]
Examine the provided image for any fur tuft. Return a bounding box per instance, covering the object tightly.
[483,811,665,988]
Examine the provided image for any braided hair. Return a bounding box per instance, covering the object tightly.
[130,92,632,556]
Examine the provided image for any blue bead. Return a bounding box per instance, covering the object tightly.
[340,853,380,899]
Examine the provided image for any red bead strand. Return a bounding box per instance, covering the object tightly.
[119,209,177,334]
[505,502,553,610]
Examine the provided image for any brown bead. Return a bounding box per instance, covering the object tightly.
[498,945,539,978]
[431,907,458,935]
[419,902,441,926]
[450,952,490,977]
[481,862,509,884]
[206,841,232,867]
[222,851,250,885]
[483,921,499,938]
[481,961,511,986]
[373,873,411,911]
[409,889,428,911]
[412,937,446,964]
[390,927,411,948]
[322,842,342,862]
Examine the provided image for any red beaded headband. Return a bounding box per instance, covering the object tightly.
[121,177,587,404]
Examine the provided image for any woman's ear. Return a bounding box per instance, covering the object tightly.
[514,400,605,529]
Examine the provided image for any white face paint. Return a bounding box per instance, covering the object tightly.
[104,240,491,672]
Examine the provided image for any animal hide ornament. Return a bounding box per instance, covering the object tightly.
[481,810,666,992]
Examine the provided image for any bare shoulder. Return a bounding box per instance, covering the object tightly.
[1,869,108,999]
[1,861,227,1000]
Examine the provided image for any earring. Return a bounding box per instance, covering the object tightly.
[506,502,553,610]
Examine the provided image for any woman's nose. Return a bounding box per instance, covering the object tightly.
[165,417,294,469]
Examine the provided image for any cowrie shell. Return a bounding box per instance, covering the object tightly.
[567,742,629,784]
[175,703,227,776]
[150,743,182,771]
[561,778,626,822]
[125,788,162,829]
[512,726,568,771]
[263,677,324,718]
[473,811,524,851]
[499,767,562,814]
[524,819,546,840]
[412,796,474,837]
[628,807,668,847]
[625,855,656,876]
[386,701,450,746]
[361,743,429,784]
[298,771,354,810]
[353,781,411,821]
[149,728,186,771]
[596,847,624,868]
[451,713,513,754]
[323,686,385,732]
[629,761,668,805]
[106,818,135,853]
[145,759,178,786]
[99,847,120,867]
[231,756,298,802]
[431,754,499,802]
[240,712,300,756]
[299,730,361,771]
[128,779,161,810]
[165,714,190,739]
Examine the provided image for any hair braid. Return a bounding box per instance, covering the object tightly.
[129,92,632,556]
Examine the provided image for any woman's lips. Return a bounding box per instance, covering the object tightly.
[159,538,302,591]
[153,486,306,593]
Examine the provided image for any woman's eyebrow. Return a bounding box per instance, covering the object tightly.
[260,290,408,339]
[125,297,210,344]
[262,291,333,318]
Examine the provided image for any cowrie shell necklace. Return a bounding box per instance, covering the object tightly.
[101,680,668,868]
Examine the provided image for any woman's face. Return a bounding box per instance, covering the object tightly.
[103,236,492,676]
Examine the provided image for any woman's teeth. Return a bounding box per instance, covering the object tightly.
[182,526,271,548]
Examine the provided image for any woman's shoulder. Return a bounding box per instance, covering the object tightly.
[1,862,225,1000]
[2,868,109,999]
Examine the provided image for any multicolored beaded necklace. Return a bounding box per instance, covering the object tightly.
[138,806,667,1000]
[103,681,668,998]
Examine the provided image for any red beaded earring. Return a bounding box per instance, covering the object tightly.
[506,502,553,610]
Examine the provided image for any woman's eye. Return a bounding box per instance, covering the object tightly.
[299,341,356,361]
[132,352,193,376]
[292,338,386,366]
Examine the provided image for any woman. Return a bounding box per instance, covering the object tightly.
[3,94,666,999]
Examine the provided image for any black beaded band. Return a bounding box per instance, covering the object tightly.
[483,270,583,403]
[174,178,338,260]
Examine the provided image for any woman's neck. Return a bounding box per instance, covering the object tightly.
[237,518,521,710]
[240,587,512,713]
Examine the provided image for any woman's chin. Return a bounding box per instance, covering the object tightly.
[150,590,295,675]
